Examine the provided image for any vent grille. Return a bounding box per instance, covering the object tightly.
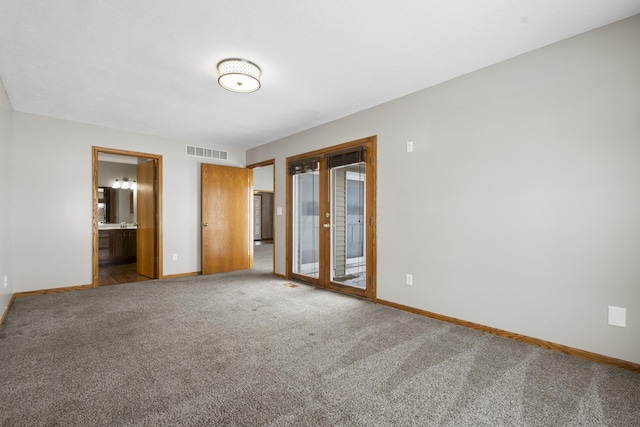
[185,145,228,160]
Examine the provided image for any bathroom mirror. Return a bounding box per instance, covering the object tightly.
[98,187,135,224]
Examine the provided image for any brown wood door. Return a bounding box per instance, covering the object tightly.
[202,164,253,274]
[137,159,156,278]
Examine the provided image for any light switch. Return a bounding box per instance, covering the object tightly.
[608,306,626,328]
[406,141,414,153]
[277,207,283,216]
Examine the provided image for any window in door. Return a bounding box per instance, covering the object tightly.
[291,158,320,279]
[330,162,366,289]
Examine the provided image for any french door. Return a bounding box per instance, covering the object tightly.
[288,136,376,300]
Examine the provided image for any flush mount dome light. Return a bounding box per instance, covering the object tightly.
[217,58,261,93]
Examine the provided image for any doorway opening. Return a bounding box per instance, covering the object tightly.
[92,147,163,287]
[286,136,376,300]
[248,160,276,275]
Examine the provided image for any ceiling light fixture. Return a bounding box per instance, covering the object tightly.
[217,58,261,93]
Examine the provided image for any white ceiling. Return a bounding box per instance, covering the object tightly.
[1,1,639,150]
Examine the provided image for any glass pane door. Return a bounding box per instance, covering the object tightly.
[330,162,366,289]
[292,170,320,278]
[288,136,375,300]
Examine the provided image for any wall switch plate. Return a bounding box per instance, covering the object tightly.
[608,306,626,328]
[277,207,283,216]
[3,275,7,289]
[172,253,178,261]
[406,141,414,153]
[405,274,413,286]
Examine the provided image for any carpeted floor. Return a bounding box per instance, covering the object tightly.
[1,243,639,426]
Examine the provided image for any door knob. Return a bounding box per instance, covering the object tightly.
[203,223,209,227]
[323,223,331,228]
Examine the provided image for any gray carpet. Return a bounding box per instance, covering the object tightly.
[1,243,639,426]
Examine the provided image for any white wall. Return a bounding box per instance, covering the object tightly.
[247,16,640,364]
[98,161,137,189]
[12,113,245,291]
[253,164,274,192]
[0,75,13,314]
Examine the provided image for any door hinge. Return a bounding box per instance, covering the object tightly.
[370,156,374,166]
[370,216,374,226]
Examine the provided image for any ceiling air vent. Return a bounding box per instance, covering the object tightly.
[185,145,228,160]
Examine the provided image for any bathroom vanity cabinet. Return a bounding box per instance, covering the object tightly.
[99,228,137,264]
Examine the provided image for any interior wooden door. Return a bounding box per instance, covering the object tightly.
[202,164,253,274]
[136,159,156,278]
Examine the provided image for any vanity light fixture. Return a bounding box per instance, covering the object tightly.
[113,178,136,190]
[217,58,261,93]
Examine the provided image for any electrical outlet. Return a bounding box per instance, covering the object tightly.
[3,275,7,289]
[406,274,413,286]
[172,253,178,261]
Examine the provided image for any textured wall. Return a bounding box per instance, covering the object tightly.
[0,75,13,315]
[12,113,246,289]
[247,16,640,364]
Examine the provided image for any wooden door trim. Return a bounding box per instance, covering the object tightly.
[92,146,163,287]
[246,159,276,274]
[246,159,275,169]
[286,136,377,301]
